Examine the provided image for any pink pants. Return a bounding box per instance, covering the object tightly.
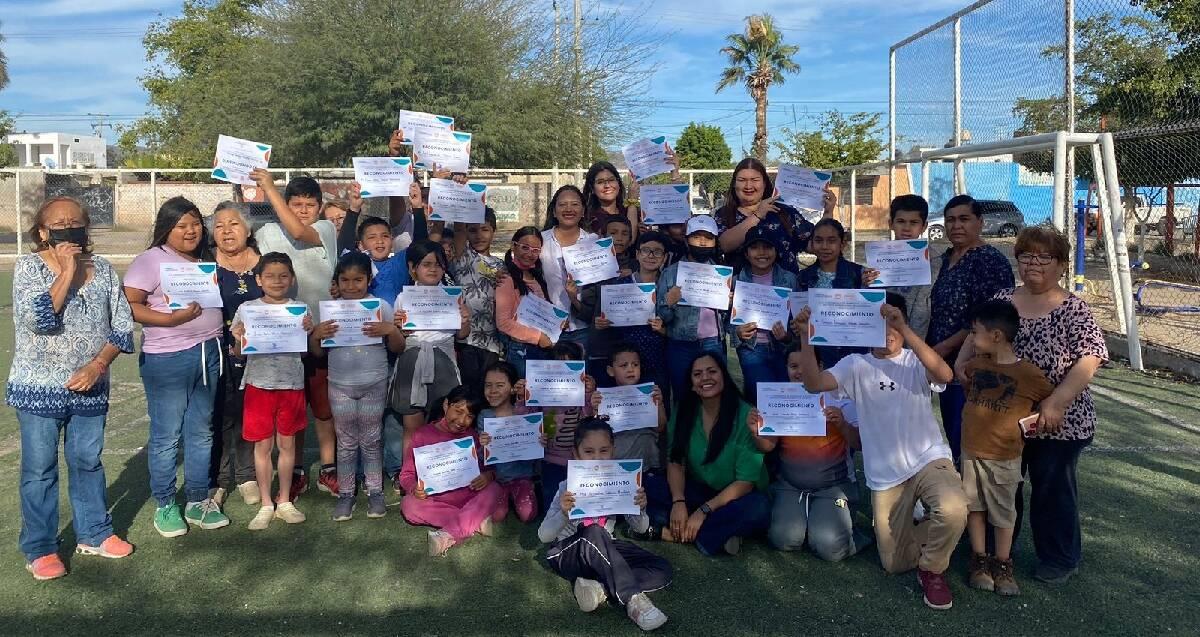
[402,482,503,541]
[491,478,537,523]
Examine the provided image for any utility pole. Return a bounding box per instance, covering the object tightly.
[739,126,745,156]
[573,0,584,169]
[88,113,112,139]
[553,1,560,66]
[791,105,799,131]
[553,1,561,191]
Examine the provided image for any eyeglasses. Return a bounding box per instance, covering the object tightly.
[1016,253,1056,265]
[515,243,542,255]
[637,247,666,258]
[594,177,620,187]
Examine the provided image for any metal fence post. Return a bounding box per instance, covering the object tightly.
[15,170,22,256]
[953,16,964,196]
[849,169,858,262]
[1090,143,1127,335]
[1099,133,1143,371]
[888,48,896,191]
[1052,133,1067,231]
[150,170,158,215]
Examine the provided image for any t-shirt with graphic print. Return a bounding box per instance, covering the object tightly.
[961,355,1054,460]
[451,247,504,354]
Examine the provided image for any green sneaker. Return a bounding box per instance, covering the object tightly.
[184,499,231,530]
[154,504,188,538]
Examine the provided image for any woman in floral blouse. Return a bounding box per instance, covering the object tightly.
[8,197,135,580]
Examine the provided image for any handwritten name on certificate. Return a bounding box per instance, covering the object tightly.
[318,299,385,347]
[774,165,831,212]
[414,437,480,495]
[396,110,454,145]
[866,240,931,287]
[211,135,271,185]
[640,184,692,225]
[677,262,734,310]
[756,383,826,436]
[427,179,487,224]
[596,384,658,433]
[353,157,414,198]
[730,281,791,329]
[563,237,620,286]
[413,128,472,173]
[525,360,586,408]
[240,303,309,354]
[160,262,222,309]
[399,286,463,331]
[600,283,656,327]
[515,294,568,343]
[621,136,672,181]
[808,289,886,348]
[482,414,545,465]
[567,460,642,519]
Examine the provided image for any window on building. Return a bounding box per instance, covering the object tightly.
[854,176,879,206]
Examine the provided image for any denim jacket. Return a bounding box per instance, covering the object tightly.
[656,260,729,343]
[798,256,868,368]
[733,265,799,349]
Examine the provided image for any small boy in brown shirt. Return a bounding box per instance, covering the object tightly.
[955,299,1053,597]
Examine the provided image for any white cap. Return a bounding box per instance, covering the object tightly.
[686,214,719,237]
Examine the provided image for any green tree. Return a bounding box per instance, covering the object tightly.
[0,24,9,91]
[0,25,14,167]
[715,15,800,162]
[773,111,885,168]
[674,122,732,196]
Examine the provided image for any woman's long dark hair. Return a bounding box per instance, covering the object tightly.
[669,352,743,466]
[150,196,211,259]
[542,185,586,230]
[581,161,626,230]
[504,226,550,298]
[717,158,794,238]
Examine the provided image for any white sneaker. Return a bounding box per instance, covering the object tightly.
[248,506,274,531]
[627,593,668,631]
[478,518,495,537]
[274,501,306,524]
[212,487,227,507]
[428,530,455,557]
[238,481,260,505]
[574,577,606,612]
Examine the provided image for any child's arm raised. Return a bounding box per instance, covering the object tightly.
[884,303,954,384]
[250,168,323,246]
[793,307,839,393]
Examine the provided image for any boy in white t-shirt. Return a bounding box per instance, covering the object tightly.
[794,292,967,611]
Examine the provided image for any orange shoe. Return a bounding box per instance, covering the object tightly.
[76,535,134,559]
[26,554,67,581]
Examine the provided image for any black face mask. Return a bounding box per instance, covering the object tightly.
[688,246,716,262]
[48,227,89,247]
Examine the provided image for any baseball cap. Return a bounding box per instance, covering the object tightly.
[743,225,783,253]
[686,214,719,237]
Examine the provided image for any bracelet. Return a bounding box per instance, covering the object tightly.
[624,198,640,208]
[672,499,685,505]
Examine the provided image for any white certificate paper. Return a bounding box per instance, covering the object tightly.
[482,414,545,465]
[640,184,692,225]
[789,291,809,318]
[211,134,271,185]
[567,460,643,520]
[427,179,487,224]
[600,283,657,327]
[396,110,454,145]
[240,303,309,354]
[621,136,672,181]
[562,237,620,286]
[756,383,827,436]
[808,289,886,348]
[353,157,415,198]
[730,281,791,329]
[413,437,480,495]
[413,128,472,173]
[677,262,734,310]
[318,299,384,348]
[515,294,568,343]
[399,286,463,330]
[597,384,658,433]
[160,262,222,309]
[774,165,831,211]
[525,360,587,408]
[866,239,932,287]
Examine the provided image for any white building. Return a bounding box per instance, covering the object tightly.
[4,132,108,168]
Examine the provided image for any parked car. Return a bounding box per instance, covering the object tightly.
[925,199,1025,241]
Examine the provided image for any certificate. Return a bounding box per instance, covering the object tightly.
[427,179,487,224]
[808,289,886,348]
[600,283,656,327]
[413,128,472,173]
[640,184,692,225]
[596,384,658,433]
[562,237,620,286]
[353,157,414,198]
[318,299,384,348]
[413,437,480,495]
[866,239,932,287]
[621,136,672,181]
[774,164,831,211]
[730,281,791,329]
[398,286,463,330]
[240,303,309,354]
[160,262,222,309]
[677,261,734,310]
[397,110,454,145]
[566,460,643,520]
[525,360,586,408]
[756,383,826,436]
[482,414,545,465]
[211,134,271,186]
[515,294,568,343]
[789,291,809,318]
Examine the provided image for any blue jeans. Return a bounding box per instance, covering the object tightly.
[505,341,550,378]
[736,340,788,404]
[558,328,589,359]
[141,340,220,507]
[666,337,726,400]
[383,410,405,476]
[938,382,966,461]
[18,410,112,560]
[645,474,770,556]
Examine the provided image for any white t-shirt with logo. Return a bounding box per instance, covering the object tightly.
[827,348,951,491]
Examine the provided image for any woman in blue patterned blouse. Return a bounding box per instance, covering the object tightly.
[8,197,136,580]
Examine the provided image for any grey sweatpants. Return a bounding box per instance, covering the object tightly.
[768,480,870,562]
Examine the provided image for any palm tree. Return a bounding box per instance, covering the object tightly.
[0,25,9,91]
[716,15,800,161]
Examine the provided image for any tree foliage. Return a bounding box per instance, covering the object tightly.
[773,111,885,169]
[674,122,732,195]
[715,14,799,162]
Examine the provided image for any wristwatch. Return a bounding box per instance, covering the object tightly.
[699,503,713,515]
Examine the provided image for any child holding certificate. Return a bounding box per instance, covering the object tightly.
[796,219,867,370]
[602,215,636,276]
[230,253,315,530]
[732,226,799,402]
[309,253,405,522]
[495,227,554,376]
[448,208,505,389]
[400,386,503,557]
[539,418,672,632]
[540,342,597,514]
[476,362,543,523]
[862,195,933,339]
[589,344,667,473]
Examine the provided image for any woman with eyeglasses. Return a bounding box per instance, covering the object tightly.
[496,226,555,376]
[580,153,681,237]
[957,226,1107,585]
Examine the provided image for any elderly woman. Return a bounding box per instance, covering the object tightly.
[9,197,135,580]
[927,195,1015,461]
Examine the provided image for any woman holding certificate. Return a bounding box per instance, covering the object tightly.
[11,197,135,580]
[495,227,555,376]
[540,186,597,354]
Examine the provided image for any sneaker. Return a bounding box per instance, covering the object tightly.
[367,492,387,519]
[991,556,1021,596]
[478,517,495,537]
[428,529,455,557]
[626,593,668,631]
[185,499,231,530]
[917,568,954,610]
[392,471,404,494]
[212,487,228,507]
[574,577,607,612]
[274,501,306,524]
[26,554,67,581]
[333,495,355,522]
[318,469,338,496]
[153,504,188,538]
[968,553,995,591]
[248,506,274,531]
[723,536,742,556]
[76,535,134,559]
[1034,562,1078,585]
[290,472,309,501]
[238,481,261,506]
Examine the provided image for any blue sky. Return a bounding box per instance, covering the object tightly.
[0,0,989,157]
